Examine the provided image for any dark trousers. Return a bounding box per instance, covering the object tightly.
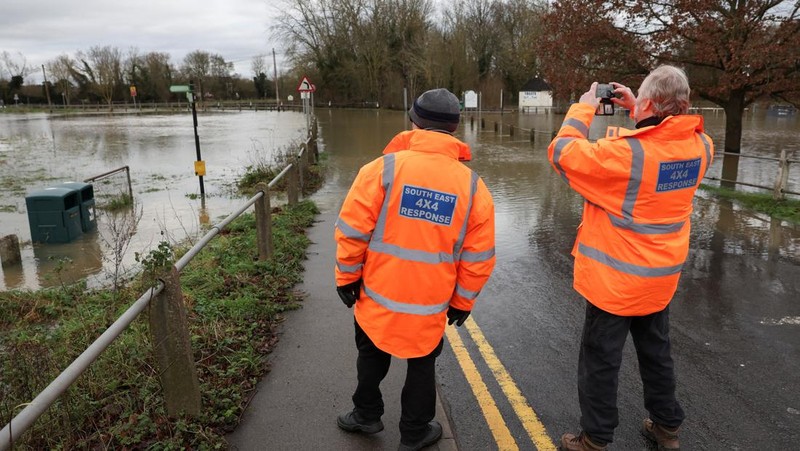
[578,301,685,445]
[352,320,444,443]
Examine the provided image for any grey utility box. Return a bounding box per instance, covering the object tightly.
[25,187,83,243]
[58,181,96,232]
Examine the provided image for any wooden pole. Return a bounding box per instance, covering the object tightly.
[149,267,201,417]
[773,149,790,200]
[0,235,22,268]
[288,163,299,206]
[254,182,272,260]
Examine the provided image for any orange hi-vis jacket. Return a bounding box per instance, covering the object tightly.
[383,130,473,161]
[548,103,714,316]
[335,129,496,358]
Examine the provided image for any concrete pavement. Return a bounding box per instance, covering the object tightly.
[226,208,458,451]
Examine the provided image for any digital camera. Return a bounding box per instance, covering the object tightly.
[595,83,616,116]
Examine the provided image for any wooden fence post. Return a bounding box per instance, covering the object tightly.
[509,125,514,137]
[304,140,313,168]
[310,135,319,164]
[254,182,272,260]
[530,129,535,143]
[288,163,299,206]
[298,147,306,194]
[494,121,498,133]
[149,266,201,417]
[0,234,21,268]
[773,150,790,200]
[481,117,485,129]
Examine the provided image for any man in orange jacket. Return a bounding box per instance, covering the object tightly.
[548,66,713,451]
[335,88,496,451]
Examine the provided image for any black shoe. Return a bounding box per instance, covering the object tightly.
[337,410,384,434]
[398,421,443,451]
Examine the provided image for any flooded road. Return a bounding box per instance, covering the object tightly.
[311,108,800,449]
[2,107,799,448]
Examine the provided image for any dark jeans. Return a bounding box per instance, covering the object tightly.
[352,320,444,444]
[578,301,685,445]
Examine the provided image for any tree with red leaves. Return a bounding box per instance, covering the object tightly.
[540,0,800,153]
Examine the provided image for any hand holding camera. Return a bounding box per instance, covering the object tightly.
[595,83,622,115]
[580,82,634,116]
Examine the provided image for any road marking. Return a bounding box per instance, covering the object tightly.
[445,326,519,450]
[759,316,800,325]
[464,317,557,450]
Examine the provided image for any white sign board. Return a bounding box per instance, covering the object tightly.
[464,90,478,109]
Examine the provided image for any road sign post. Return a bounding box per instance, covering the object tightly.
[297,76,316,133]
[170,83,205,197]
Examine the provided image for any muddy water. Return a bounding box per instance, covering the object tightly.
[1,108,798,293]
[0,111,308,290]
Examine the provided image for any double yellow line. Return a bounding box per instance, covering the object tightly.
[445,317,556,450]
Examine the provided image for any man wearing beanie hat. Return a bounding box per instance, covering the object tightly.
[408,88,461,133]
[335,88,496,450]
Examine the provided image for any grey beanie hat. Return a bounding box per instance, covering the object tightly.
[408,88,461,133]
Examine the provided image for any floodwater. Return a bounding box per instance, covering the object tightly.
[0,111,308,290]
[1,107,799,447]
[1,108,798,290]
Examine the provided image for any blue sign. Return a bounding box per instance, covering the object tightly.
[656,158,702,192]
[399,185,458,226]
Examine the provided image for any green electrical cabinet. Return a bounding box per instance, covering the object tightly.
[59,182,96,232]
[25,187,83,243]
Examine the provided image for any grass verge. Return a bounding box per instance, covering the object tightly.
[699,183,800,224]
[0,200,319,449]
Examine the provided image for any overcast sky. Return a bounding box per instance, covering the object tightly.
[1,0,284,83]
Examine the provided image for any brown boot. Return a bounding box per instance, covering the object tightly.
[559,432,608,451]
[641,418,680,451]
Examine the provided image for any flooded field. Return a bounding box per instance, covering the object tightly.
[0,111,308,289]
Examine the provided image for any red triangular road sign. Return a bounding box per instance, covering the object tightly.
[297,76,315,92]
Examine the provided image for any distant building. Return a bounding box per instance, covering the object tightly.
[767,104,797,117]
[519,77,553,113]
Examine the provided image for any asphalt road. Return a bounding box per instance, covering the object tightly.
[436,192,800,450]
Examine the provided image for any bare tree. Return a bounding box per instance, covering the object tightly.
[46,54,77,105]
[77,46,124,109]
[1,51,34,93]
[1,51,33,80]
[251,54,268,78]
[181,50,212,100]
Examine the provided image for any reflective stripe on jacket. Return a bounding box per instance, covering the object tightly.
[336,129,495,358]
[548,103,714,316]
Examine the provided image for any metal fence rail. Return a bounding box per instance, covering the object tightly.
[1,120,319,450]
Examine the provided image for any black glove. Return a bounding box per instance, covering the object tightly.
[336,279,362,308]
[447,306,471,327]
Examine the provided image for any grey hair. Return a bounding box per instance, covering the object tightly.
[638,65,691,116]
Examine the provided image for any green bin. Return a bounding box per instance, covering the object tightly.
[25,187,83,243]
[58,182,96,232]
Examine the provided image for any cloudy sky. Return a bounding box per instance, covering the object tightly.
[1,0,284,83]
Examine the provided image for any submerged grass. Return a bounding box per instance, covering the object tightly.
[0,200,319,449]
[700,183,800,224]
